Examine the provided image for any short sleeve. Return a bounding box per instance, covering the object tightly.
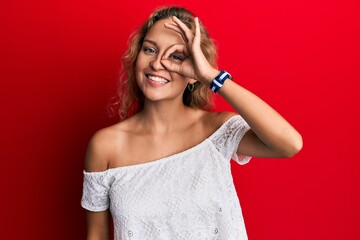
[81,170,111,212]
[211,115,252,165]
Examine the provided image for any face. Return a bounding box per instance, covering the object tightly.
[135,18,192,103]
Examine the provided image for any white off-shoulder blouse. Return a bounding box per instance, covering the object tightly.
[81,115,252,240]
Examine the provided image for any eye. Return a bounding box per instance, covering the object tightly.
[143,46,156,54]
[169,53,185,61]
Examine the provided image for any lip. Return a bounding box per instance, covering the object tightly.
[145,73,170,87]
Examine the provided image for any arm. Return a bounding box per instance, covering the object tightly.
[162,16,302,158]
[218,78,303,158]
[84,129,113,239]
[86,210,110,240]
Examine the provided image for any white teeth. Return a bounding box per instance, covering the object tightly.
[148,75,168,83]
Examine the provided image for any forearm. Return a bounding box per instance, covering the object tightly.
[217,76,303,157]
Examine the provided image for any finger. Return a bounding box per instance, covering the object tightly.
[164,22,182,35]
[164,22,186,43]
[172,16,193,42]
[160,59,182,73]
[162,44,189,60]
[167,18,190,43]
[194,17,201,46]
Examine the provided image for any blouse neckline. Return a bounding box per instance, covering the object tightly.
[84,115,239,174]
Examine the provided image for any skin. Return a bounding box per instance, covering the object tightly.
[84,16,303,239]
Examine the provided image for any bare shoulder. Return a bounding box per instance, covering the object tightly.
[202,111,238,129]
[84,117,136,172]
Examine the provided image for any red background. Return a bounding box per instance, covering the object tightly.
[1,0,359,239]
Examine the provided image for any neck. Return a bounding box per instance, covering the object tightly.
[138,100,191,133]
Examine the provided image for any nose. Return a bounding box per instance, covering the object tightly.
[150,55,165,71]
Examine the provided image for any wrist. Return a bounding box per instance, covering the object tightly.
[209,70,232,94]
[203,69,221,85]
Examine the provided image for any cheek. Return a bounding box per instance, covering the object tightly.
[135,53,146,70]
[135,57,141,71]
[135,53,144,72]
[169,72,191,85]
[135,57,145,80]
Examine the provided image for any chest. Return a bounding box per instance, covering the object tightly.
[107,149,240,239]
[110,126,212,167]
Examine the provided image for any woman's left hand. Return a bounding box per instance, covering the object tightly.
[161,16,219,84]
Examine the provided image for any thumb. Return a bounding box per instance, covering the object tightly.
[160,59,182,74]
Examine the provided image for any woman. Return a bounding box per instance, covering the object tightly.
[81,6,302,240]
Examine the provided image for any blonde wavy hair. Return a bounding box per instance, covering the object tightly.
[113,6,218,120]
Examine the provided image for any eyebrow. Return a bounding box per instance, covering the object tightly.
[143,39,158,47]
[143,38,184,48]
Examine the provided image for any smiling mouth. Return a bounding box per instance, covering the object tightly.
[146,74,170,84]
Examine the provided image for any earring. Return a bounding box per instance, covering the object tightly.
[187,83,195,91]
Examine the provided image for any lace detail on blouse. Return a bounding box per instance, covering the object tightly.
[81,115,251,240]
[209,114,251,165]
